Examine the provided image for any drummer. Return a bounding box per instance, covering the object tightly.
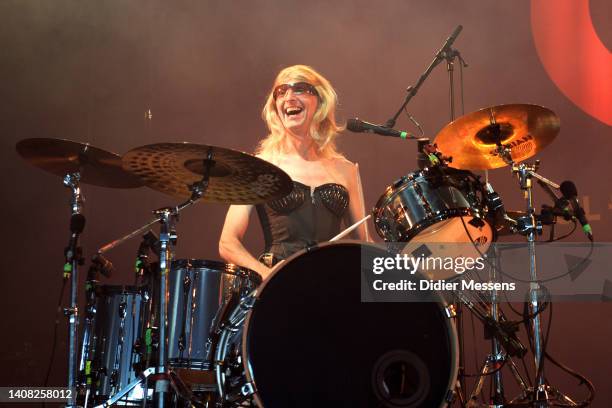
[219,64,370,280]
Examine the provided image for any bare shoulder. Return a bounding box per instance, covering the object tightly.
[331,157,359,185]
[329,156,358,178]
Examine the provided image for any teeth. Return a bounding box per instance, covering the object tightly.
[285,106,303,115]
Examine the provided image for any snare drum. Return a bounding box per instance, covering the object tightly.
[215,242,459,408]
[167,259,260,370]
[373,168,493,279]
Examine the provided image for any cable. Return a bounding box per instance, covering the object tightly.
[459,215,595,285]
[402,107,425,137]
[522,301,595,407]
[549,219,577,242]
[540,219,577,243]
[458,215,554,328]
[544,351,596,407]
[461,359,507,378]
[459,53,466,116]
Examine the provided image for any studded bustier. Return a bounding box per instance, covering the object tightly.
[256,181,349,261]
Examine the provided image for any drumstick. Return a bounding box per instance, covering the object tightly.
[330,215,371,241]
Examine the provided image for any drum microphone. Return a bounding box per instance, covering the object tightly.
[92,253,114,278]
[346,118,416,140]
[65,213,86,264]
[70,213,86,234]
[438,25,463,59]
[560,180,593,241]
[536,179,572,221]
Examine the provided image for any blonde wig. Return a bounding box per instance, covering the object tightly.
[256,65,344,160]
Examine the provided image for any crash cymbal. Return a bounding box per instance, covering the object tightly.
[16,138,144,188]
[434,104,560,170]
[122,142,293,204]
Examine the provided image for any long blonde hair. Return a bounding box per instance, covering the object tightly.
[256,65,344,160]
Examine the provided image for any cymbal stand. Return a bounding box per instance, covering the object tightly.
[63,173,85,408]
[470,244,504,406]
[493,141,577,406]
[466,245,530,407]
[92,150,215,408]
[153,155,213,407]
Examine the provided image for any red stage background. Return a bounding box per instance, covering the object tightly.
[1,0,610,405]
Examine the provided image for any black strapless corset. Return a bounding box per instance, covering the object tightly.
[256,181,349,261]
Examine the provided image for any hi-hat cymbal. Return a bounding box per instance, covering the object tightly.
[122,142,293,204]
[16,138,144,188]
[434,104,560,170]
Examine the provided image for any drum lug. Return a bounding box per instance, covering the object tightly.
[445,304,458,318]
[241,381,255,396]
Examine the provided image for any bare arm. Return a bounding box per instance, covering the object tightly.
[345,162,371,242]
[219,204,272,279]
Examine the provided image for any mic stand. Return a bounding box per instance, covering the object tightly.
[63,173,85,408]
[442,47,468,122]
[78,259,102,408]
[384,25,463,128]
[441,42,469,399]
[385,31,471,400]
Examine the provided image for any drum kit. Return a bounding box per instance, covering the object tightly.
[16,102,592,407]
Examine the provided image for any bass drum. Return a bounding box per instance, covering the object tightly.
[216,242,459,408]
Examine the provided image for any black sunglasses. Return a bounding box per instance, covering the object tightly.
[273,82,318,100]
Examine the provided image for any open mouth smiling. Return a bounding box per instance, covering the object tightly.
[284,106,304,116]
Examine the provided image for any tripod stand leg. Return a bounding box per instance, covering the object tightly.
[94,367,154,408]
[505,357,529,394]
[547,387,578,406]
[467,357,492,406]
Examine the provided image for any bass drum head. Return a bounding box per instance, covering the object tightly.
[243,242,458,408]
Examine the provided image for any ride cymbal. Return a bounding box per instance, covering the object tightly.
[434,104,560,170]
[16,138,144,188]
[122,142,293,204]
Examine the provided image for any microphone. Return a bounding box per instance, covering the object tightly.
[70,213,86,234]
[537,179,572,221]
[446,25,463,49]
[560,180,593,241]
[65,213,86,265]
[437,25,463,59]
[346,118,415,139]
[92,253,114,278]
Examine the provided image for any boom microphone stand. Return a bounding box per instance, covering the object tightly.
[383,25,470,403]
[384,25,463,129]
